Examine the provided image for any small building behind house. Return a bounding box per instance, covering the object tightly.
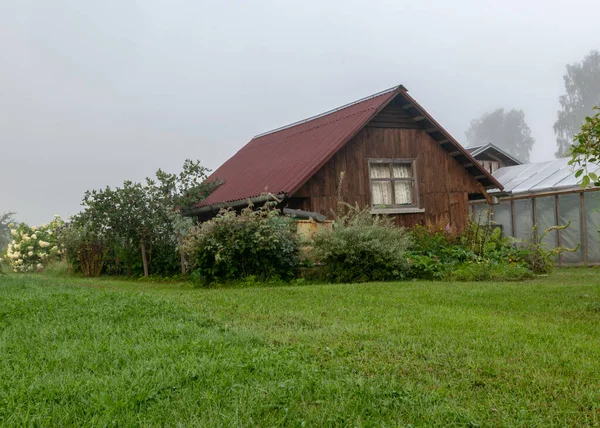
[467,143,523,174]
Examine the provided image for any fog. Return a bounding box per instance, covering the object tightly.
[2,0,599,224]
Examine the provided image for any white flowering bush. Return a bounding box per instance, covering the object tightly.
[3,216,64,273]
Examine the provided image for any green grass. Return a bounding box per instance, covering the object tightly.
[1,270,600,426]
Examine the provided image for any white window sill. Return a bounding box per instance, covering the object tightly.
[370,207,425,215]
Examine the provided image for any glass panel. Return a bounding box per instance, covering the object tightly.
[394,181,414,205]
[472,204,491,225]
[514,199,534,240]
[370,163,391,179]
[559,193,583,264]
[371,181,392,206]
[585,192,600,263]
[392,163,412,178]
[534,196,558,256]
[492,201,512,237]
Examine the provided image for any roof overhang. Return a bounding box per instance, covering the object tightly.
[184,193,287,217]
[396,89,504,191]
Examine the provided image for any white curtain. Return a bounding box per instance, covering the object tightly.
[394,181,413,205]
[392,164,412,178]
[370,164,391,179]
[371,181,392,205]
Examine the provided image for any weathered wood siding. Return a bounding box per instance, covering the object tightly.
[290,126,481,229]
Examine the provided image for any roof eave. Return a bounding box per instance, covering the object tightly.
[184,193,288,217]
[398,90,504,191]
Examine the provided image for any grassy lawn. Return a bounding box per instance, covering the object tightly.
[1,270,600,426]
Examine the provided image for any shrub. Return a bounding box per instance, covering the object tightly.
[60,222,107,277]
[3,217,63,273]
[311,205,411,283]
[407,217,552,281]
[407,213,582,281]
[183,203,299,285]
[407,222,478,280]
[509,223,577,274]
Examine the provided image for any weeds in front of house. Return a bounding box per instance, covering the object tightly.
[405,212,577,281]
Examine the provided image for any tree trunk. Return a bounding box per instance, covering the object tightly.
[178,234,186,276]
[141,241,149,277]
[126,240,132,276]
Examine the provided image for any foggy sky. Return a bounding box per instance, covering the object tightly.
[2,0,599,225]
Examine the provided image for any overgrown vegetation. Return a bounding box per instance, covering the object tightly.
[60,160,216,277]
[312,204,410,283]
[183,202,299,285]
[405,214,570,281]
[569,106,600,186]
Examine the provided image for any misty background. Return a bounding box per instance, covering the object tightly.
[2,0,599,225]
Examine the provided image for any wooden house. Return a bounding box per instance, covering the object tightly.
[189,85,502,229]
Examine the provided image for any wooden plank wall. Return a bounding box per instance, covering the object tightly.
[366,102,419,129]
[290,127,481,229]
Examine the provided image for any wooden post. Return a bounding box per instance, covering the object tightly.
[581,192,588,265]
[510,200,516,238]
[556,195,562,266]
[141,242,149,277]
[532,198,537,242]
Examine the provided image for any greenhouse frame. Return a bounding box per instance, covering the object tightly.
[470,157,600,266]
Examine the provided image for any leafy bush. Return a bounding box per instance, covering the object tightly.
[183,204,299,285]
[508,223,577,274]
[406,217,559,281]
[60,222,107,277]
[3,217,63,273]
[407,222,477,280]
[311,205,411,283]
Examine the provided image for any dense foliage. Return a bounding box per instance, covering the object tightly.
[183,203,299,285]
[465,108,535,163]
[555,50,600,157]
[3,217,63,273]
[62,160,215,277]
[60,222,107,277]
[569,107,600,187]
[312,205,411,283]
[406,217,566,281]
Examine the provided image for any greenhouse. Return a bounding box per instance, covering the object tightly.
[471,157,600,266]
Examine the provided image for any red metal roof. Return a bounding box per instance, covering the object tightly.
[196,86,400,208]
[196,85,502,210]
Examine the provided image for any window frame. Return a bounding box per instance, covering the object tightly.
[368,158,424,214]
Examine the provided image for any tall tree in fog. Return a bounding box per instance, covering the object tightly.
[554,50,600,157]
[466,109,535,163]
[0,212,16,251]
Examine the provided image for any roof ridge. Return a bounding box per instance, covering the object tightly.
[253,85,400,139]
[245,107,377,150]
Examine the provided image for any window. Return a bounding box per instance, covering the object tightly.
[480,160,500,174]
[369,159,422,213]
